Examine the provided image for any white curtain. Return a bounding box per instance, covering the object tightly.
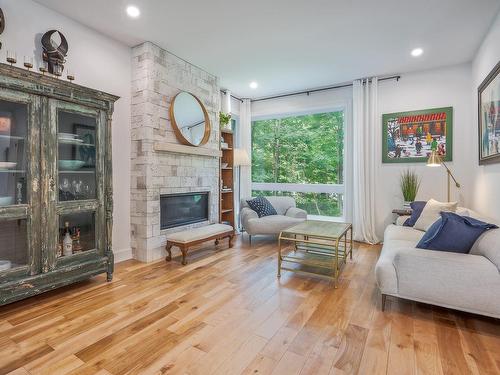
[352,78,380,244]
[239,99,252,200]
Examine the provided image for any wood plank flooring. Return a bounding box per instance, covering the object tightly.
[1,235,500,375]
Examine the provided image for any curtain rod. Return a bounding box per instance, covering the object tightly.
[250,75,401,103]
[220,90,244,103]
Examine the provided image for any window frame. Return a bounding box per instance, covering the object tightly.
[250,104,351,221]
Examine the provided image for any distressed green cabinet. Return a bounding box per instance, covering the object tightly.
[0,64,118,305]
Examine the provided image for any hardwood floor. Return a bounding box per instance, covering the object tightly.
[1,235,500,375]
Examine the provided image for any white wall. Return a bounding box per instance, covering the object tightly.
[0,0,132,261]
[376,64,474,236]
[471,11,500,222]
[245,66,474,239]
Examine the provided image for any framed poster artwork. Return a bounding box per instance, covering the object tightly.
[478,60,500,165]
[382,107,453,163]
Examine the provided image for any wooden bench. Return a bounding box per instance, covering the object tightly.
[165,224,235,265]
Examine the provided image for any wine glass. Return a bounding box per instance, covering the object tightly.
[6,51,17,66]
[60,177,70,201]
[74,180,83,199]
[23,56,33,71]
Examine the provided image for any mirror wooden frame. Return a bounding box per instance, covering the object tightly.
[169,92,211,147]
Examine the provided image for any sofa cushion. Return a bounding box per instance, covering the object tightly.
[470,227,500,271]
[384,224,425,244]
[245,215,304,235]
[167,224,233,243]
[414,198,457,231]
[246,197,277,218]
[403,201,427,227]
[416,212,498,253]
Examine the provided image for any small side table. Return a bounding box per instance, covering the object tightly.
[392,208,412,216]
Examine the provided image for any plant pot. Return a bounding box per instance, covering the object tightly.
[403,201,412,209]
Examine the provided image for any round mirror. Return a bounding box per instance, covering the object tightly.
[170,92,211,146]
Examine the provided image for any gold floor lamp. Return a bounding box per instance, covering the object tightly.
[426,151,460,202]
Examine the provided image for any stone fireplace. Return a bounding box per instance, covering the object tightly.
[131,42,220,262]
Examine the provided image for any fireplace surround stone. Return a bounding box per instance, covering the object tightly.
[131,42,221,262]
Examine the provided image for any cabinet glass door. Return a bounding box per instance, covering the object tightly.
[58,110,96,201]
[46,100,105,270]
[0,99,28,206]
[0,93,40,279]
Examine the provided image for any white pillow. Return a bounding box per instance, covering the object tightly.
[413,199,458,231]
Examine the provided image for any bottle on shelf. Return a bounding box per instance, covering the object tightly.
[63,222,73,256]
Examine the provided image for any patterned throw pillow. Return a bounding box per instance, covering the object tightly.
[246,197,277,218]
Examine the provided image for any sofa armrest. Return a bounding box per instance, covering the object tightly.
[393,249,500,310]
[240,207,258,228]
[285,207,307,219]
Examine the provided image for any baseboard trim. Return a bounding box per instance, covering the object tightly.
[114,247,133,263]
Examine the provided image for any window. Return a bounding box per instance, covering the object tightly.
[251,110,345,218]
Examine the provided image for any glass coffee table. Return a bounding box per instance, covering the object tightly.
[278,220,353,287]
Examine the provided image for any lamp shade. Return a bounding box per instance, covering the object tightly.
[233,148,251,166]
[427,151,442,167]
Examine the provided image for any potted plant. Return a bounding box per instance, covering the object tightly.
[219,112,231,131]
[400,169,420,208]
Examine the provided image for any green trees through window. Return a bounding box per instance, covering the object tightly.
[251,111,345,217]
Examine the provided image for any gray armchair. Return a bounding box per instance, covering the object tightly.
[240,196,307,242]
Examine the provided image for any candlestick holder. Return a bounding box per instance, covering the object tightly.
[23,56,33,71]
[67,69,75,82]
[6,51,16,66]
[39,61,48,75]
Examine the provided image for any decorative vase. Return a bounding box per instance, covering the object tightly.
[403,201,412,209]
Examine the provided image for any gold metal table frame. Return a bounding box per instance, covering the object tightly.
[278,220,353,287]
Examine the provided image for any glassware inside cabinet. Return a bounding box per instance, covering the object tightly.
[57,111,97,202]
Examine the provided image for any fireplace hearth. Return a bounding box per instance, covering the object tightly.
[160,192,209,230]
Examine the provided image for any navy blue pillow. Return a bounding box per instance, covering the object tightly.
[403,201,427,227]
[416,212,498,253]
[246,197,277,218]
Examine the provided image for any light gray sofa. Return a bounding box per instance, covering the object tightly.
[240,196,307,242]
[375,209,500,318]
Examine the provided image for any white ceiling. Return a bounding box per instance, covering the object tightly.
[35,0,500,98]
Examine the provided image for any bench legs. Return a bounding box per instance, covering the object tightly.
[165,243,173,262]
[180,246,188,265]
[165,231,235,266]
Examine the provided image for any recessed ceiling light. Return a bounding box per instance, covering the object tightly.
[126,5,140,18]
[411,48,423,57]
[249,81,258,89]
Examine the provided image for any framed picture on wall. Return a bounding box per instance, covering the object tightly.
[382,107,453,163]
[478,60,500,165]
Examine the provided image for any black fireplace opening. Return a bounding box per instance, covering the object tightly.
[160,192,209,230]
